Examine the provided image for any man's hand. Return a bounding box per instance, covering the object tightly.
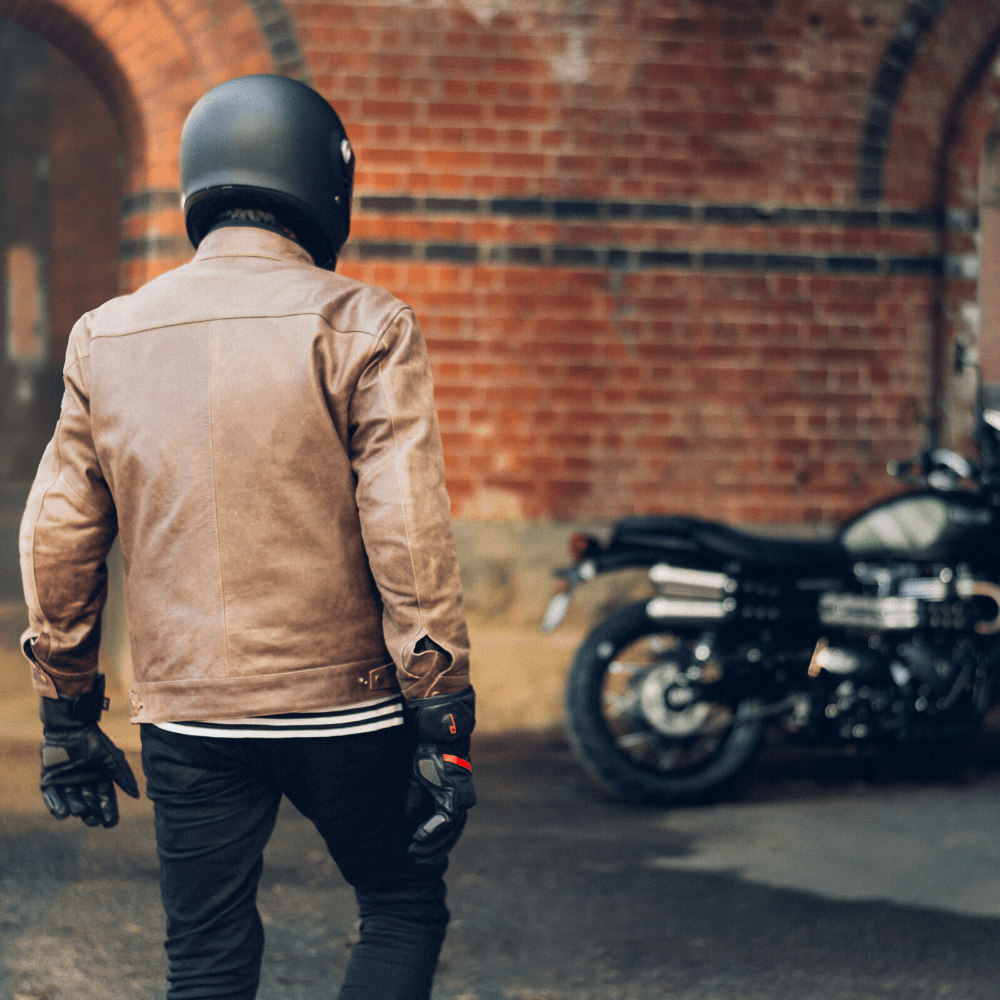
[405,686,476,865]
[40,673,139,828]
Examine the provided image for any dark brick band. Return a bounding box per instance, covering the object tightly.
[120,235,192,261]
[122,189,181,217]
[126,189,967,231]
[121,190,965,273]
[341,241,946,276]
[358,195,959,230]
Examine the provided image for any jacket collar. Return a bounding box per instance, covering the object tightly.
[193,225,316,267]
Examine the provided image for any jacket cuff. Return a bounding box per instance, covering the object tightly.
[397,633,470,699]
[22,629,96,699]
[400,671,472,700]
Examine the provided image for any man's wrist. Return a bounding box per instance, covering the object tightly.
[407,685,476,747]
[40,674,108,729]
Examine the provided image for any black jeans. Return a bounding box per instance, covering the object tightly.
[140,722,449,1000]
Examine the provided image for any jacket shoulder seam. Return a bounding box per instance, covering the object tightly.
[373,304,411,344]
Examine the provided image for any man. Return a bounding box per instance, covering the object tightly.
[19,74,475,1000]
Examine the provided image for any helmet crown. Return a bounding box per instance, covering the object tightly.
[180,74,354,269]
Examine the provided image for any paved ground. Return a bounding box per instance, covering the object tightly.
[3,604,1000,999]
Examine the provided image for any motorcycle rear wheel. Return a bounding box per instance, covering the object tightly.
[565,601,765,805]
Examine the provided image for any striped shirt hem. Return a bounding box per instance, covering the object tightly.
[152,693,405,739]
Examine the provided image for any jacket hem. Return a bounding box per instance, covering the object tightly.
[129,657,398,723]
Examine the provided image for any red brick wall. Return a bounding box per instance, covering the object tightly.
[6,0,1000,528]
[296,0,979,524]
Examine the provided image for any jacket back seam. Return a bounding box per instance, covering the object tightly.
[207,327,233,674]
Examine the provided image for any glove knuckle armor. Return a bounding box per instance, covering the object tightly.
[417,756,444,786]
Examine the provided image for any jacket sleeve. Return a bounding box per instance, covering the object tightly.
[348,306,471,700]
[19,321,117,698]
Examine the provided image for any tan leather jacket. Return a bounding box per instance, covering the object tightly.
[19,227,470,722]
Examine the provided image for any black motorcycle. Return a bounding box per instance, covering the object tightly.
[543,407,1000,804]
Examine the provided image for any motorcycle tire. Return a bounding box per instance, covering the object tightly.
[565,601,766,805]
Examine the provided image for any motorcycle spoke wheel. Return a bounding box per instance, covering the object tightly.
[601,637,734,771]
[565,602,766,805]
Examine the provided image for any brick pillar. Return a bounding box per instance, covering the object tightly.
[980,126,1000,407]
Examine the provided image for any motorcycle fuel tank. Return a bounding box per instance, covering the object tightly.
[840,490,994,561]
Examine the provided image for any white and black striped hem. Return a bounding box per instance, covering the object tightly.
[152,693,405,739]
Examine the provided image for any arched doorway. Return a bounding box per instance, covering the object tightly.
[0,19,123,600]
[0,1,299,688]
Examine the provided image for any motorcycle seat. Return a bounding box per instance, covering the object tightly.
[611,516,846,569]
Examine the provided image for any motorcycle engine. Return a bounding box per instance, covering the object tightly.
[807,633,985,742]
[806,563,994,742]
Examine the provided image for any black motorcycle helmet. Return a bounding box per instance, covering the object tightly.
[180,74,355,269]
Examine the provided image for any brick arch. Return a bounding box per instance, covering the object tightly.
[852,0,1000,449]
[923,21,1000,447]
[0,0,302,289]
[856,0,948,204]
[880,0,1000,210]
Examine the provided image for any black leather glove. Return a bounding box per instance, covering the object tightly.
[405,685,476,865]
[39,673,139,828]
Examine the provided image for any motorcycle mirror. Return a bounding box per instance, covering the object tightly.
[929,449,975,479]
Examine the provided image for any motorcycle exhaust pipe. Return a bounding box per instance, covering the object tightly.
[649,564,736,594]
[646,596,737,620]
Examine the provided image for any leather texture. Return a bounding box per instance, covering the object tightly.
[20,227,470,721]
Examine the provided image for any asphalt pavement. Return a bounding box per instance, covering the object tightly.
[3,607,1000,999]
